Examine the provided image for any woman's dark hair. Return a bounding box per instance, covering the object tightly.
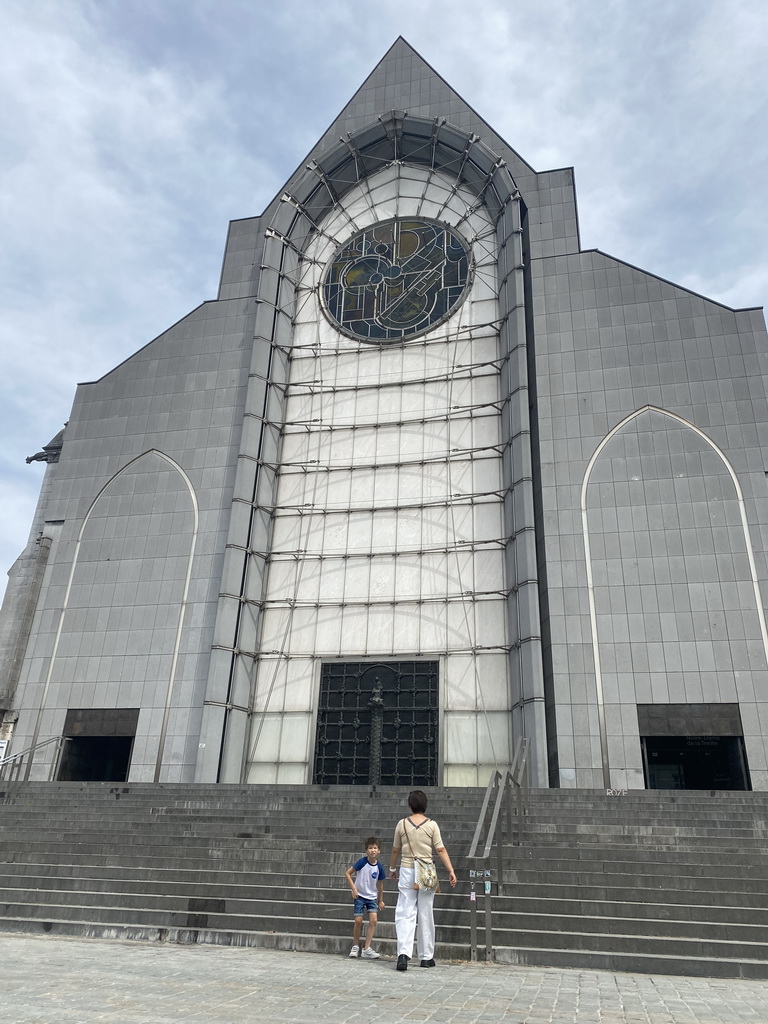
[408,790,428,814]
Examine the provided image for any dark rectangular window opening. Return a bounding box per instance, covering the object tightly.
[57,708,139,783]
[641,734,751,791]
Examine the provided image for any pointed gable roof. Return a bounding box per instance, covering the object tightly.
[219,39,579,302]
[278,38,540,205]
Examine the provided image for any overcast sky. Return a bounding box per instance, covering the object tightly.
[1,0,767,594]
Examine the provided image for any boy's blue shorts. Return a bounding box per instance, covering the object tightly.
[353,897,378,916]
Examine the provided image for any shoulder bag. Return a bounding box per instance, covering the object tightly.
[403,818,439,892]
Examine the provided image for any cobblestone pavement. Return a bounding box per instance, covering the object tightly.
[4,934,768,1024]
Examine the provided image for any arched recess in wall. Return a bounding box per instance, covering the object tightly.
[30,450,199,781]
[203,111,550,787]
[581,405,768,787]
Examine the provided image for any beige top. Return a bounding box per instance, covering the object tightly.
[392,816,443,867]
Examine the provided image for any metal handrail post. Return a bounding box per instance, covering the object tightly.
[482,776,507,859]
[469,887,477,961]
[512,740,530,846]
[504,773,515,867]
[48,737,70,781]
[496,803,504,890]
[484,889,493,962]
[515,777,522,845]
[468,770,500,859]
[508,740,523,780]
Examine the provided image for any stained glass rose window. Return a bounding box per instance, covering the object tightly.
[323,219,470,342]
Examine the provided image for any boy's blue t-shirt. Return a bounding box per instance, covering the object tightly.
[352,856,386,900]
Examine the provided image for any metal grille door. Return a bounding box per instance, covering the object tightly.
[313,661,438,786]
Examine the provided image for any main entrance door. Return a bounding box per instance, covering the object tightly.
[313,661,438,786]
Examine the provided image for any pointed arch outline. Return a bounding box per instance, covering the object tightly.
[580,405,768,787]
[28,450,199,781]
[209,111,546,786]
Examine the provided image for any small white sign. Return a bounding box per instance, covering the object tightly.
[0,740,8,762]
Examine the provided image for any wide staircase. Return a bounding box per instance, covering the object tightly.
[0,782,767,978]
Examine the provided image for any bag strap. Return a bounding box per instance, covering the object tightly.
[403,818,433,864]
[403,819,417,860]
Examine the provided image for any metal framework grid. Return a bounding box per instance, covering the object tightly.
[199,112,549,787]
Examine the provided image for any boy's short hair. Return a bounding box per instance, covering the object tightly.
[365,836,381,849]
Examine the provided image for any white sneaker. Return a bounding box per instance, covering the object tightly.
[361,947,380,959]
[349,945,360,958]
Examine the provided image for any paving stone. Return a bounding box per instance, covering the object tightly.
[3,934,768,1023]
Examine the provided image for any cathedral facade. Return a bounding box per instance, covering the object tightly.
[2,39,768,791]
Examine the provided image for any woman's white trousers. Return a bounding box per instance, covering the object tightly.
[395,866,436,960]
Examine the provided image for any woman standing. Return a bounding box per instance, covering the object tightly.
[388,789,457,970]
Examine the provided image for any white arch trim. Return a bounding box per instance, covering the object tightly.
[28,450,199,782]
[580,405,768,788]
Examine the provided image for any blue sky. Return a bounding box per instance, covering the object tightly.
[1,0,767,593]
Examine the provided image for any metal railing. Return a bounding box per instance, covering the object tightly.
[0,736,70,782]
[466,736,530,960]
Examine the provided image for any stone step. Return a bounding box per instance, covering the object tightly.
[523,843,768,863]
[4,803,767,836]
[0,783,475,804]
[0,915,473,962]
[17,836,766,876]
[2,847,765,887]
[3,843,765,890]
[505,844,768,868]
[5,871,763,916]
[0,873,761,923]
[4,873,766,925]
[484,925,767,963]
[3,783,767,813]
[492,879,768,910]
[503,864,768,892]
[0,897,763,966]
[1,828,764,863]
[1,790,763,816]
[2,885,766,943]
[525,822,768,838]
[0,830,406,852]
[4,805,766,832]
[3,815,764,848]
[3,843,766,883]
[7,861,764,907]
[493,945,768,980]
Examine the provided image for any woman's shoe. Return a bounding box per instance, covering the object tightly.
[396,954,409,971]
[420,958,436,967]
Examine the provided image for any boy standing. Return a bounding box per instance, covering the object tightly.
[345,836,386,959]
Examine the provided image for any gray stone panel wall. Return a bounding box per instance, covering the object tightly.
[531,248,768,789]
[11,297,254,781]
[217,215,265,302]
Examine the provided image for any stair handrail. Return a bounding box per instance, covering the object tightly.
[0,735,70,782]
[468,736,530,859]
[466,737,530,961]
